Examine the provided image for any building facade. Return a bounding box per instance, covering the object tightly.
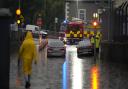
[65,0,108,21]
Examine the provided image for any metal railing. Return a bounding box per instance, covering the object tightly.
[113,1,128,42]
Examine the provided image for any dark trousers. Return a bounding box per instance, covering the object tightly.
[96,48,99,53]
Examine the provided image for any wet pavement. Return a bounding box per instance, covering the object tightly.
[10,50,65,89]
[99,61,128,89]
[10,50,128,89]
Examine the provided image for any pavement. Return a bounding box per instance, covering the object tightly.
[10,50,64,89]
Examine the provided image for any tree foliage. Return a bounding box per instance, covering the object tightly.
[45,0,65,31]
[9,0,65,31]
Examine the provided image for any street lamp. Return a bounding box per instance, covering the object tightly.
[92,21,98,27]
[93,13,98,19]
[76,0,79,18]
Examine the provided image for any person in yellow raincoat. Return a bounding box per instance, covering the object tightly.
[18,31,37,89]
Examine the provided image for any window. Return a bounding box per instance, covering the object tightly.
[67,25,80,32]
[78,9,86,21]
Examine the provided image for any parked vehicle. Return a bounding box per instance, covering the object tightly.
[60,18,84,45]
[47,39,65,56]
[76,38,94,55]
[26,24,40,32]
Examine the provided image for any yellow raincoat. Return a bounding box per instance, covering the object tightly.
[19,31,37,75]
[95,35,100,48]
[90,36,94,44]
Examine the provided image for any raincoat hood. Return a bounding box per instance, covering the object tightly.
[25,31,33,40]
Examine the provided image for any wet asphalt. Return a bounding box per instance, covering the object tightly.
[10,50,128,89]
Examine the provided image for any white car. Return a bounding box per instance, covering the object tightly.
[26,24,39,32]
[76,38,94,55]
[47,39,65,56]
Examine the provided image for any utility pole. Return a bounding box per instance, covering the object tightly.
[44,0,46,30]
[108,0,113,41]
[55,17,58,32]
[76,0,79,18]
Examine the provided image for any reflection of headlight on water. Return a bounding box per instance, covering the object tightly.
[63,61,67,89]
[66,46,77,61]
[72,58,83,89]
[64,46,83,89]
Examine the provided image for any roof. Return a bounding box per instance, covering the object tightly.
[69,21,83,25]
[26,24,39,31]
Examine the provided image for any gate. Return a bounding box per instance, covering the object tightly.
[113,1,128,42]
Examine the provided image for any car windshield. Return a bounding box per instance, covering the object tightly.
[48,40,64,47]
[67,25,80,32]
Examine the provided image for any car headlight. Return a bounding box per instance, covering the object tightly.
[59,37,61,40]
[64,37,67,42]
[64,44,67,47]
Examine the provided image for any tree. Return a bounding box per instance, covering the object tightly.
[8,0,65,31]
[45,0,65,31]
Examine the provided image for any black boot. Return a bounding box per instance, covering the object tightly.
[25,81,31,89]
